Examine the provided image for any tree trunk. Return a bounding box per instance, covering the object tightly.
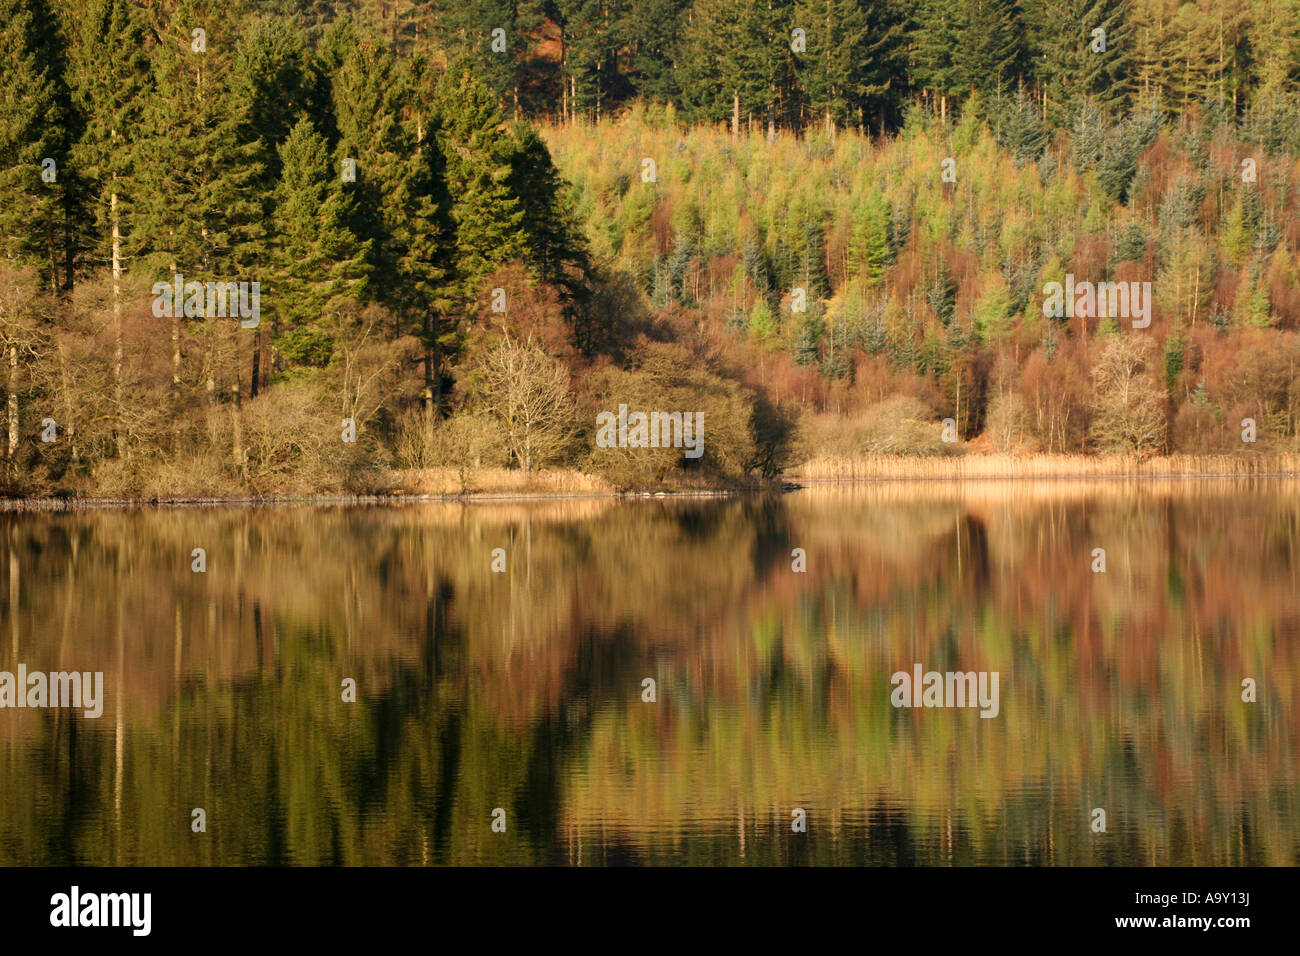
[57,343,79,467]
[423,312,435,423]
[250,328,261,400]
[7,346,17,460]
[230,380,246,483]
[171,261,181,387]
[112,191,125,459]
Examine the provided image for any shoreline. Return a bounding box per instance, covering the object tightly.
[0,488,749,512]
[6,470,1300,510]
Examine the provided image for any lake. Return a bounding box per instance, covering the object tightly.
[1,482,1296,865]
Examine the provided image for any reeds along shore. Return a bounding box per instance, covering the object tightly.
[790,452,1300,480]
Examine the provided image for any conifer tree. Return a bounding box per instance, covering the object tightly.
[797,0,872,130]
[620,0,688,105]
[63,0,151,454]
[135,0,264,279]
[505,125,592,316]
[330,27,457,410]
[0,0,69,291]
[958,0,1028,106]
[912,0,966,121]
[555,0,628,120]
[134,0,264,392]
[435,62,528,283]
[1027,0,1132,122]
[997,88,1049,166]
[431,0,542,115]
[681,0,794,130]
[796,0,908,131]
[271,117,372,367]
[231,16,312,194]
[849,191,891,285]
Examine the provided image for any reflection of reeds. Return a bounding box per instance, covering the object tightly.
[793,453,1300,480]
[390,467,614,496]
[396,498,620,526]
[785,475,1300,506]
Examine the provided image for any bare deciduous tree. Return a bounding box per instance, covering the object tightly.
[0,267,42,469]
[1090,336,1167,453]
[478,336,575,476]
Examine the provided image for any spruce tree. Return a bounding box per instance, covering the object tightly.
[997,88,1049,166]
[135,0,264,279]
[430,0,541,114]
[1027,0,1131,123]
[133,0,264,393]
[231,16,312,193]
[849,191,891,285]
[63,0,150,270]
[63,0,151,454]
[555,0,628,120]
[912,0,966,121]
[435,62,528,283]
[681,0,793,129]
[271,117,371,368]
[505,125,592,316]
[0,0,69,291]
[957,0,1028,106]
[796,0,872,130]
[620,0,688,105]
[329,27,457,409]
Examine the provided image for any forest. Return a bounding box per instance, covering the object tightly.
[6,0,1300,496]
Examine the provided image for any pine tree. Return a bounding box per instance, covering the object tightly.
[555,0,628,120]
[912,0,966,121]
[1027,0,1132,123]
[431,0,540,115]
[997,88,1048,166]
[135,0,264,279]
[505,125,593,337]
[796,0,871,130]
[957,0,1028,106]
[1247,0,1300,101]
[620,0,688,106]
[133,0,264,393]
[271,117,371,367]
[63,0,150,269]
[328,22,414,294]
[0,0,69,292]
[63,0,151,455]
[849,191,891,285]
[800,218,829,299]
[435,61,528,282]
[231,15,312,193]
[330,29,457,410]
[681,0,794,130]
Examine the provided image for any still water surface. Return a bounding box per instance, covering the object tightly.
[1,482,1296,865]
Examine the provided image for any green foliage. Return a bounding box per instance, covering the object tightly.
[0,0,69,288]
[270,118,372,363]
